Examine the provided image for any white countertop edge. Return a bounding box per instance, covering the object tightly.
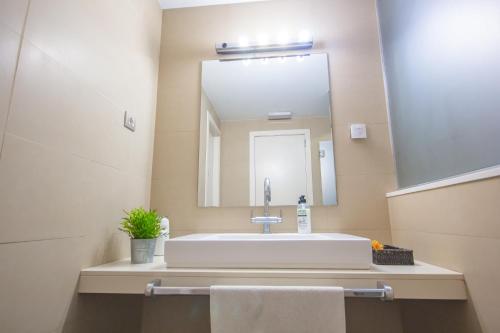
[78,258,466,299]
[80,259,464,280]
[386,165,500,198]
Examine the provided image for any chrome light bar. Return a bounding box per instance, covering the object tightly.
[215,39,313,55]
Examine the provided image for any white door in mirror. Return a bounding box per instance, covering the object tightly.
[250,129,314,206]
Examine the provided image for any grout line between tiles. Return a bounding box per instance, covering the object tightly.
[4,132,127,175]
[0,0,31,159]
[0,234,85,246]
[391,228,500,242]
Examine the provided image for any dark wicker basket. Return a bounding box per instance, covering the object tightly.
[372,245,414,265]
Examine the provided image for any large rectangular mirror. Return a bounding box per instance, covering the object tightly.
[198,53,337,207]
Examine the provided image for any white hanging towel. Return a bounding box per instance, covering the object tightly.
[210,285,346,333]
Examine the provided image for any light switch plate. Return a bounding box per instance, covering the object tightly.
[124,111,136,132]
[350,123,367,139]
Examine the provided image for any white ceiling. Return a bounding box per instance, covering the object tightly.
[159,0,271,10]
[202,54,331,121]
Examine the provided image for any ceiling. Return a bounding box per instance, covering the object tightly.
[159,0,271,10]
[202,54,331,121]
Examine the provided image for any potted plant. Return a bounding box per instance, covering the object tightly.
[120,208,161,264]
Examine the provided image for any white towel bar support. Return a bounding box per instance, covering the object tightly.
[144,280,394,301]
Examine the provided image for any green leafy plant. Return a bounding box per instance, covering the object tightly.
[120,208,161,239]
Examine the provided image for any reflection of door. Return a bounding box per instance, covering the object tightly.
[319,140,337,205]
[205,111,220,207]
[250,129,314,206]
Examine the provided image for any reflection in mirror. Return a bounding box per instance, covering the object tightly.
[198,53,337,207]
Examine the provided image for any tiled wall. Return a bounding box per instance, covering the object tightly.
[152,0,396,241]
[389,177,500,332]
[0,0,162,332]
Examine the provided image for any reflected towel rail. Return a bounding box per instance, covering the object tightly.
[144,280,394,301]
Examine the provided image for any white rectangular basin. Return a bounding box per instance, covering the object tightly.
[164,233,372,269]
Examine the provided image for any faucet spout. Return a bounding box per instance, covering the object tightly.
[264,177,271,217]
[250,177,282,233]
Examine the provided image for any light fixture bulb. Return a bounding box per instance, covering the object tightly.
[238,36,249,47]
[276,31,290,45]
[256,34,269,46]
[298,30,312,42]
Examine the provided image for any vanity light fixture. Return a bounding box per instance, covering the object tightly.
[216,32,313,54]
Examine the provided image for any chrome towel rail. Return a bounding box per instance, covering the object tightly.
[145,280,394,301]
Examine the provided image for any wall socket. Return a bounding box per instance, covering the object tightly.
[124,111,136,132]
[350,123,367,139]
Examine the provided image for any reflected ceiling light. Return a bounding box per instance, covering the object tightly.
[215,32,313,55]
[268,111,292,120]
[298,30,312,43]
[276,30,290,45]
[260,58,269,65]
[276,31,290,45]
[242,59,251,66]
[238,36,249,47]
[277,56,286,63]
[296,55,305,62]
[256,33,269,46]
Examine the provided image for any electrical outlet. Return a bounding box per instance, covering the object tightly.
[350,123,367,139]
[124,111,136,132]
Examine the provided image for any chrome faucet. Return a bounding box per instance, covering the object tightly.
[264,177,271,217]
[251,177,283,233]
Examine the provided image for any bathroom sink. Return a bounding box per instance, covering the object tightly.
[164,233,372,269]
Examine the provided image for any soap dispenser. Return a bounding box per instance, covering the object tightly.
[297,195,311,234]
[154,217,170,256]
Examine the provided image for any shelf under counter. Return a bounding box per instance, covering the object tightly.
[79,257,466,300]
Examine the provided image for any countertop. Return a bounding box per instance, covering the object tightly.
[79,257,466,300]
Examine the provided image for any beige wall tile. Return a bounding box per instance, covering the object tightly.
[7,41,129,170]
[0,134,90,242]
[392,229,499,333]
[0,24,20,149]
[0,0,162,331]
[0,237,82,333]
[325,174,395,230]
[80,230,131,269]
[152,130,199,182]
[329,51,389,126]
[334,123,395,177]
[0,133,145,245]
[23,0,160,113]
[388,177,500,333]
[389,177,500,239]
[0,0,29,34]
